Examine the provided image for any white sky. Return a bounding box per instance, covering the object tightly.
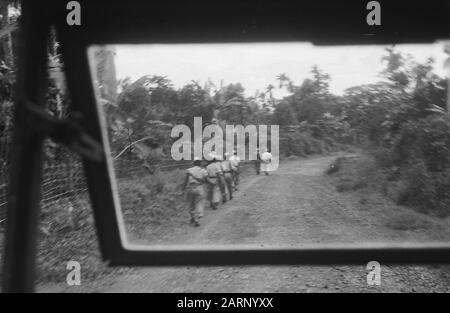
[113,42,448,98]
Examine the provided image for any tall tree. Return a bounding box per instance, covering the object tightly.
[264,84,275,107]
[381,46,410,90]
[216,83,250,125]
[273,101,298,126]
[310,65,330,96]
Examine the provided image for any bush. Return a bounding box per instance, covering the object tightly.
[331,155,377,192]
[371,146,395,169]
[400,161,434,207]
[397,163,450,216]
[117,168,187,239]
[341,151,450,217]
[280,131,333,157]
[421,116,450,172]
[359,113,450,217]
[386,115,450,171]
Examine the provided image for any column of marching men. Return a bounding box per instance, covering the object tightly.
[182,150,241,227]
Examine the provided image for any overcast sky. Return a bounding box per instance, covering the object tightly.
[112,42,447,98]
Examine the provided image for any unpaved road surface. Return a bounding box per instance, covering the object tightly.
[40,154,450,292]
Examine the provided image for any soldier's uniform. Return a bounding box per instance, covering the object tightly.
[206,159,224,209]
[221,155,234,200]
[185,165,208,225]
[229,153,241,190]
[261,150,272,175]
[254,150,261,175]
[215,155,228,203]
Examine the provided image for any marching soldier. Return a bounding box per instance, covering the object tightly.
[206,153,225,209]
[215,154,228,203]
[221,153,234,200]
[182,157,208,227]
[254,148,261,175]
[229,150,241,190]
[260,148,273,176]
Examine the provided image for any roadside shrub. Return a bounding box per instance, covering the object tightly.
[371,146,395,169]
[390,121,425,167]
[388,115,450,172]
[358,112,450,217]
[420,115,450,172]
[393,161,450,216]
[332,155,377,192]
[359,153,450,217]
[280,131,330,157]
[400,160,435,209]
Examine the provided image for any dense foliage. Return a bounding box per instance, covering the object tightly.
[327,47,450,215]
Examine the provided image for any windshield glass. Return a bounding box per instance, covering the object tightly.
[87,42,450,248]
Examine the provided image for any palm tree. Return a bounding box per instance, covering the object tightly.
[265,83,274,97]
[276,73,287,88]
[276,73,294,91]
[263,84,275,108]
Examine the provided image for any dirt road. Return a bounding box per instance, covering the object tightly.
[40,154,450,292]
